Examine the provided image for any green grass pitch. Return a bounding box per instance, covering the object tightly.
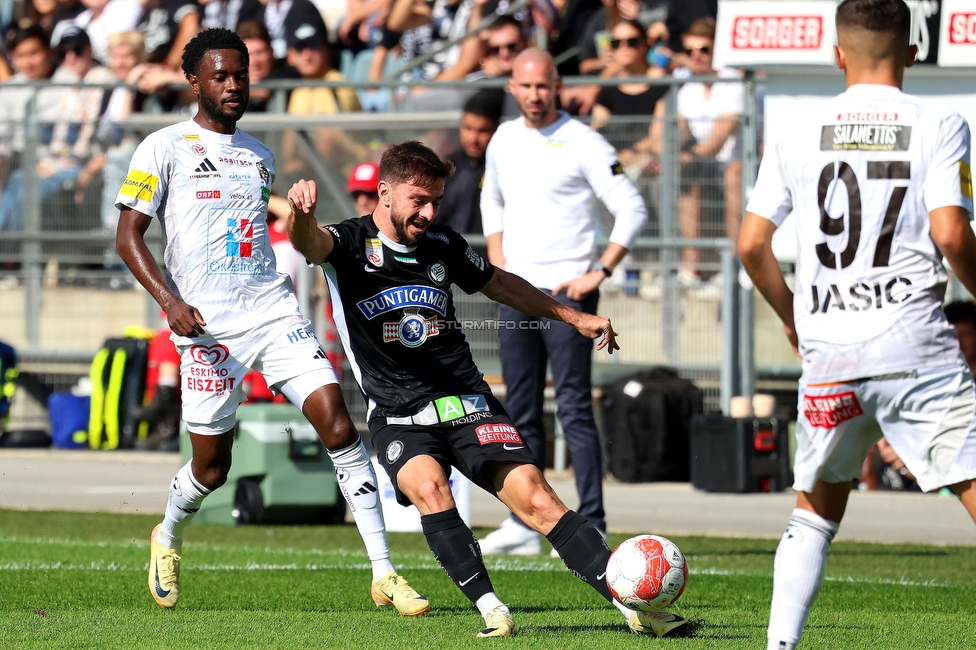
[1,509,974,649]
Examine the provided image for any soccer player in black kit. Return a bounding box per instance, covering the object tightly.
[286,141,688,638]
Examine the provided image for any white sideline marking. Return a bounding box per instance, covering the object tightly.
[0,558,953,588]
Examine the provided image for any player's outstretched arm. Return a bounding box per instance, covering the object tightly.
[286,179,334,265]
[480,267,619,353]
[931,206,976,296]
[738,211,798,355]
[116,208,206,337]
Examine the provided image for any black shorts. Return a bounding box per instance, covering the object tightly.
[369,393,537,507]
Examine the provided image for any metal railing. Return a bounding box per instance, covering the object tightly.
[0,74,778,415]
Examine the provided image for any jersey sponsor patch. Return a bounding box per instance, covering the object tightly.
[357,285,449,319]
[465,246,486,271]
[803,391,864,428]
[434,395,465,421]
[474,423,523,445]
[366,237,383,267]
[382,313,439,347]
[820,124,911,151]
[120,170,159,202]
[961,160,973,200]
[196,190,220,199]
[183,134,207,156]
[611,161,624,175]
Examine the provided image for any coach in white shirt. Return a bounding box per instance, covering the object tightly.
[479,48,647,555]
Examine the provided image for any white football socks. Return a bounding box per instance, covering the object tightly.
[329,439,395,581]
[767,508,839,649]
[476,593,506,617]
[157,460,210,550]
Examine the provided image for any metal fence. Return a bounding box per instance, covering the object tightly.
[0,74,784,417]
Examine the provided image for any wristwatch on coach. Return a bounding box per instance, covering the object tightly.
[592,261,613,277]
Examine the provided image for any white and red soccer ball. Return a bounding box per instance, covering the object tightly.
[605,534,688,612]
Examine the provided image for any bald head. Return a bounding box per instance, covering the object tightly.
[512,47,558,82]
[509,47,561,128]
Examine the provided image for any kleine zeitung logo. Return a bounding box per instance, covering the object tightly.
[732,15,823,49]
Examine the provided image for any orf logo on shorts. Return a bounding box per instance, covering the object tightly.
[474,423,523,445]
[190,343,229,366]
[803,391,864,428]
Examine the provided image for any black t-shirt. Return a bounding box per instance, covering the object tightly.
[436,148,485,235]
[665,0,717,51]
[323,215,495,418]
[139,0,200,64]
[595,84,668,116]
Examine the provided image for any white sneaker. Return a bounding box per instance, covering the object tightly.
[479,518,541,555]
[549,527,608,558]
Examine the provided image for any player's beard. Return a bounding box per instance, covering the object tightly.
[200,91,247,129]
[390,205,427,246]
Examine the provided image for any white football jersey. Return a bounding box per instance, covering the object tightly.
[747,84,974,382]
[116,120,298,335]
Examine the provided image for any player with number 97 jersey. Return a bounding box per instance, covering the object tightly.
[747,87,973,383]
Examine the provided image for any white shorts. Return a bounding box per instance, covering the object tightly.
[176,315,337,434]
[794,361,976,493]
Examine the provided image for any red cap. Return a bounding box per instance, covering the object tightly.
[346,162,379,194]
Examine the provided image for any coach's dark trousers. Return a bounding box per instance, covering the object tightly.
[498,290,606,532]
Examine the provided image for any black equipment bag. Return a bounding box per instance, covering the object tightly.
[690,413,793,493]
[602,368,703,482]
[0,372,52,447]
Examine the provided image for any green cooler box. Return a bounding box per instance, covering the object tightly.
[181,403,343,525]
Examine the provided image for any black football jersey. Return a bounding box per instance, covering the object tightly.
[322,214,495,418]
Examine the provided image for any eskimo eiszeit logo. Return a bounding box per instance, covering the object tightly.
[186,344,235,393]
[190,343,229,366]
[225,216,253,258]
[356,285,449,319]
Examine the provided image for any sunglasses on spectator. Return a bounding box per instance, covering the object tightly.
[684,44,712,55]
[487,42,521,56]
[610,37,642,49]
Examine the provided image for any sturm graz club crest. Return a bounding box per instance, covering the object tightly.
[398,312,428,348]
[427,261,447,285]
[387,440,404,463]
[383,309,440,347]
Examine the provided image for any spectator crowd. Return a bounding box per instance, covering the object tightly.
[0,0,740,288]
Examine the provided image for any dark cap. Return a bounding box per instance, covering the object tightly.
[285,1,329,50]
[53,25,91,52]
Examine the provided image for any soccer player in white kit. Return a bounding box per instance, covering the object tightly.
[115,29,428,616]
[738,1,976,648]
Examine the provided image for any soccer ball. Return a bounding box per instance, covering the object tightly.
[605,534,688,612]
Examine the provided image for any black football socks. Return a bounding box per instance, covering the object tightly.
[547,510,614,602]
[421,508,496,604]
